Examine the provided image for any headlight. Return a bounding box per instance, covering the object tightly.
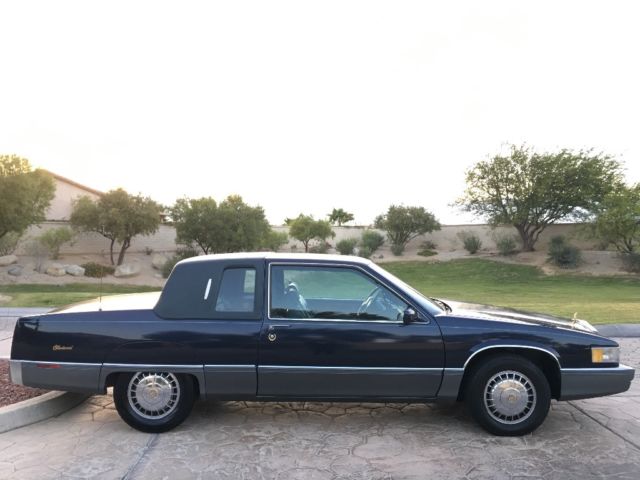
[591,346,620,364]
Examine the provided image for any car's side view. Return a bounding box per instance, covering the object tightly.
[9,253,635,435]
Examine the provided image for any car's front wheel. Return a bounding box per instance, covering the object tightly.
[113,372,196,433]
[466,355,551,436]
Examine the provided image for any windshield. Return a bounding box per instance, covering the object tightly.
[368,263,444,315]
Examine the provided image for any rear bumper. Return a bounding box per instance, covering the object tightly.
[560,364,635,400]
[9,359,102,394]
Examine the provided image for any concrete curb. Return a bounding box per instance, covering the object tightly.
[0,391,89,434]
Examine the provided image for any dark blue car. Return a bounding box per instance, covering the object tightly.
[10,253,635,435]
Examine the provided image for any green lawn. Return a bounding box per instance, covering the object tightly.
[0,284,160,308]
[382,259,640,325]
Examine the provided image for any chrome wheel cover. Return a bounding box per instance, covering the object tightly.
[484,370,536,424]
[127,372,180,420]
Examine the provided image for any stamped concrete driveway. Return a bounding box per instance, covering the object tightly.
[1,338,639,480]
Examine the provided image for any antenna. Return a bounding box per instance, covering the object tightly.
[99,267,103,311]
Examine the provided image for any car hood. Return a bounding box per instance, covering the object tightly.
[51,291,162,314]
[438,299,599,334]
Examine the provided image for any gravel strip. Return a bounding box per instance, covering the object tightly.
[0,360,48,408]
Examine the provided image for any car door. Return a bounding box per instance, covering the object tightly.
[257,262,444,399]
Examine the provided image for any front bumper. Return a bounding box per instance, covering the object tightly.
[560,364,635,400]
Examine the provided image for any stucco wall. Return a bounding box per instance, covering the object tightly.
[16,223,178,255]
[45,179,101,221]
[14,222,596,256]
[271,223,596,251]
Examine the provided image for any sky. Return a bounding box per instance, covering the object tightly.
[1,1,639,225]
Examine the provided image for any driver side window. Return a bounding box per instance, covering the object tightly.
[270,265,408,321]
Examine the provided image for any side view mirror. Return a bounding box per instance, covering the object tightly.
[403,307,418,325]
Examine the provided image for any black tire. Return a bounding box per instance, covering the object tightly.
[466,354,551,436]
[113,372,196,433]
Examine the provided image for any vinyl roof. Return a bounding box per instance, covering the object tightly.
[179,252,374,265]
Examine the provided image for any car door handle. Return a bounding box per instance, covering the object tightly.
[268,324,291,331]
[266,324,290,342]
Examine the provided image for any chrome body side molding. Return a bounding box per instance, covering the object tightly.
[462,344,561,369]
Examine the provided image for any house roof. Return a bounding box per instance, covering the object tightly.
[42,169,104,197]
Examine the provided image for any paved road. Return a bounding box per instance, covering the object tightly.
[0,338,638,479]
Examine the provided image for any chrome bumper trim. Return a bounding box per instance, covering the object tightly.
[9,360,23,385]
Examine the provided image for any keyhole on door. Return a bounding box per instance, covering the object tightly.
[268,333,277,342]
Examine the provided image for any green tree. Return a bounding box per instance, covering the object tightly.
[458,145,622,251]
[71,189,162,265]
[593,184,640,253]
[171,197,219,254]
[374,205,440,255]
[262,229,289,251]
[288,214,335,252]
[0,154,55,240]
[328,208,354,226]
[216,195,271,253]
[172,195,270,254]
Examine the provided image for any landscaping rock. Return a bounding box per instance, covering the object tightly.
[151,254,168,270]
[45,263,67,277]
[114,263,141,278]
[65,265,85,277]
[0,294,12,303]
[0,255,18,266]
[35,263,48,274]
[7,265,23,276]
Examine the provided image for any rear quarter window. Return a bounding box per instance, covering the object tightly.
[215,268,256,313]
[154,260,263,319]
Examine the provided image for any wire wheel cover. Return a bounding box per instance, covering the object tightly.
[484,370,537,424]
[127,372,181,420]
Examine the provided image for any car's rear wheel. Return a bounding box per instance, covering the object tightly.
[466,354,551,436]
[113,372,195,433]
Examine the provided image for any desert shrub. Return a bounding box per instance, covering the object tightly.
[161,257,180,279]
[421,239,437,250]
[620,252,640,273]
[37,227,74,259]
[390,244,404,256]
[494,233,518,256]
[176,245,200,259]
[0,232,21,256]
[82,262,115,278]
[24,238,50,272]
[360,230,384,254]
[547,235,582,268]
[458,231,482,254]
[336,238,358,255]
[161,246,200,278]
[357,246,372,259]
[309,241,331,254]
[417,240,438,257]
